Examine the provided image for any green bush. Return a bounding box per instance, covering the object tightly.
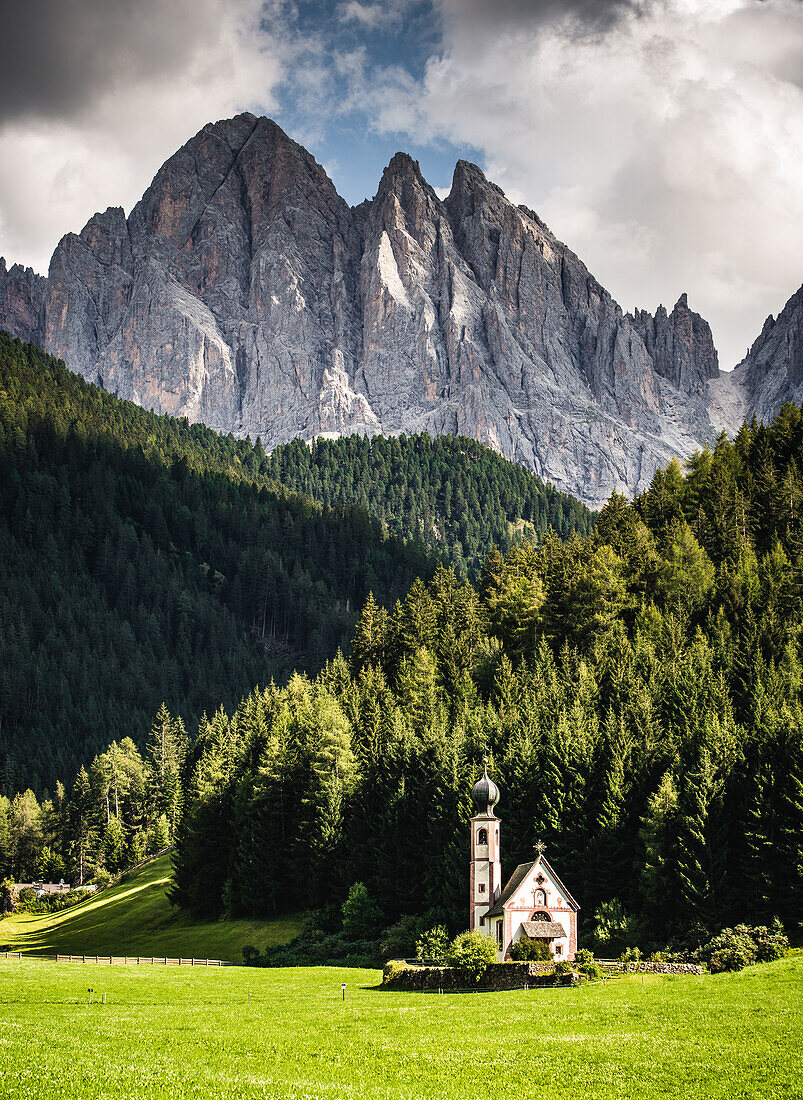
[620,946,642,965]
[573,947,603,980]
[509,937,552,961]
[341,883,381,940]
[554,960,572,976]
[697,922,789,973]
[382,961,410,984]
[751,920,790,963]
[415,925,450,962]
[700,926,758,973]
[446,930,498,982]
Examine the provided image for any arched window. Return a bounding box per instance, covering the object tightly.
[532,910,551,922]
[477,828,488,845]
[534,888,546,905]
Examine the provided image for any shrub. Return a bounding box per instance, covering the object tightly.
[554,960,572,976]
[509,937,552,961]
[15,888,37,912]
[620,946,642,965]
[697,921,789,973]
[751,920,789,963]
[446,930,498,982]
[573,947,603,980]
[382,961,409,984]
[242,944,260,964]
[342,882,381,940]
[415,924,450,962]
[699,926,758,973]
[381,915,424,959]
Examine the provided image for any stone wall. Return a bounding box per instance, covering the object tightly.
[381,959,704,990]
[621,962,703,975]
[382,961,577,991]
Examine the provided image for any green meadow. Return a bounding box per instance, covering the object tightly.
[0,955,800,1099]
[0,855,300,960]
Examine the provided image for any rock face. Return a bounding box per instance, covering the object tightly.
[729,285,803,424]
[0,258,46,345]
[0,112,784,506]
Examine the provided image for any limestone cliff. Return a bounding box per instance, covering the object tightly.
[729,285,803,423]
[0,113,778,506]
[0,258,46,345]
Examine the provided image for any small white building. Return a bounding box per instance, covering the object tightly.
[469,763,579,961]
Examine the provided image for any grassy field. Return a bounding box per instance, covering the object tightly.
[0,954,800,1099]
[0,854,301,960]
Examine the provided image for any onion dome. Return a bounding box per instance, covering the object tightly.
[471,762,500,816]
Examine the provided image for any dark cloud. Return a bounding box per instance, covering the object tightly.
[0,0,229,125]
[437,0,641,35]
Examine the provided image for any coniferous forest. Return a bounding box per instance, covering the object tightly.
[0,333,585,792]
[263,433,591,575]
[1,331,801,951]
[173,407,803,945]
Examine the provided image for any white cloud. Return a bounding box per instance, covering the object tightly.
[339,1,397,29]
[0,0,286,273]
[360,0,803,367]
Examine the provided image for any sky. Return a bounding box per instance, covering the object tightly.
[0,0,801,368]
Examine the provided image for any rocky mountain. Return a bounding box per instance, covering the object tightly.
[728,285,803,425]
[0,113,796,506]
[0,258,46,346]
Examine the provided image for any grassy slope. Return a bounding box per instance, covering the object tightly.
[0,956,800,1098]
[0,854,301,960]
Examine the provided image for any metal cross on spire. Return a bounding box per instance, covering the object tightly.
[482,745,489,768]
[534,839,546,857]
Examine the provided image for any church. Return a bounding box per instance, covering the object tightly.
[469,761,579,961]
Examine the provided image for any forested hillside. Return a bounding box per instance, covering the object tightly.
[0,334,590,793]
[3,328,801,950]
[0,334,434,791]
[263,434,591,575]
[164,406,801,946]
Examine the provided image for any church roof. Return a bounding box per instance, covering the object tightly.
[483,855,580,918]
[521,920,566,939]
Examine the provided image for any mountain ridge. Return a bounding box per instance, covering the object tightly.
[0,112,799,506]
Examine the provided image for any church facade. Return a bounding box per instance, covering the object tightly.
[469,763,579,961]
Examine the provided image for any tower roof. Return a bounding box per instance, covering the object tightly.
[471,761,500,816]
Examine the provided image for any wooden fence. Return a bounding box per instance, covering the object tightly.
[0,950,233,967]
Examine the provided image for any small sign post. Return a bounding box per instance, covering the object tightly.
[341,983,346,1001]
[88,988,93,1004]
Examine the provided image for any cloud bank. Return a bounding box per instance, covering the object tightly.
[0,0,283,273]
[390,0,803,366]
[0,0,801,368]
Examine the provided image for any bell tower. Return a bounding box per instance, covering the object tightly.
[469,756,502,930]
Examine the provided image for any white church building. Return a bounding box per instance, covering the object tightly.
[469,762,579,961]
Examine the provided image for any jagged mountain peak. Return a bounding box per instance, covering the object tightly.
[0,113,798,506]
[733,283,803,421]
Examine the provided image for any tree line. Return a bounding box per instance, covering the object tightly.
[167,404,803,948]
[0,333,588,793]
[0,705,185,886]
[263,433,592,576]
[0,334,434,790]
[2,328,801,949]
